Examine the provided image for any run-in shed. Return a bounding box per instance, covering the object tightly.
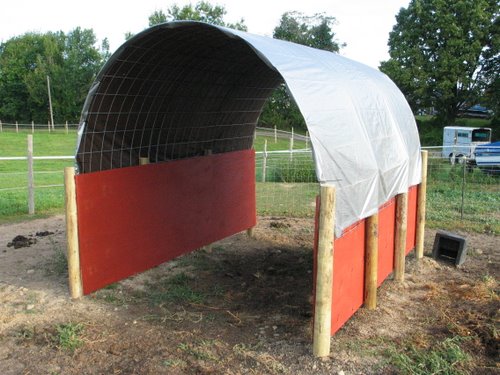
[65,21,426,357]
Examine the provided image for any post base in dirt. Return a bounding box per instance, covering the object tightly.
[394,192,408,282]
[364,213,378,309]
[246,227,255,238]
[313,185,335,357]
[65,167,83,299]
[416,150,428,260]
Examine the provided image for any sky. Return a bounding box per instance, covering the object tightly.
[0,0,411,69]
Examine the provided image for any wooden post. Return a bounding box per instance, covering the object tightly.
[27,135,35,215]
[416,150,428,260]
[65,121,68,134]
[48,121,51,133]
[394,192,408,282]
[274,125,277,143]
[364,213,378,309]
[246,227,254,238]
[139,156,150,165]
[289,136,294,162]
[313,185,335,357]
[0,120,2,132]
[16,121,19,133]
[305,131,309,150]
[262,139,268,183]
[31,121,34,134]
[47,75,55,130]
[64,167,83,299]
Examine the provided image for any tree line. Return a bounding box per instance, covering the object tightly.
[0,0,497,129]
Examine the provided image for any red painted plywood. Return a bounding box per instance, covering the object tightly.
[377,198,396,286]
[75,150,256,294]
[331,220,366,335]
[406,185,418,254]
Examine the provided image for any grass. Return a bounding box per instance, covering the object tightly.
[386,336,470,375]
[0,131,76,222]
[145,272,205,306]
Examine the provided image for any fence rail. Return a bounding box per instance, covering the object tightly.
[0,120,79,133]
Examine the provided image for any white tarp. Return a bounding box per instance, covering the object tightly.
[223,26,422,234]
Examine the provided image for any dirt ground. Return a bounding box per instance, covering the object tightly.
[0,215,498,374]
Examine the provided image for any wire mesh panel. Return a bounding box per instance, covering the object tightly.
[423,146,500,234]
[255,150,319,218]
[76,24,283,174]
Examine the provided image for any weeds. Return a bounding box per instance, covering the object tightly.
[178,340,220,362]
[45,237,67,276]
[386,336,470,375]
[55,323,84,352]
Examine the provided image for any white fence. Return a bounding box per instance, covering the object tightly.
[0,121,79,133]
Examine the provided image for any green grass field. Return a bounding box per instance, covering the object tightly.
[0,131,77,223]
[0,130,498,234]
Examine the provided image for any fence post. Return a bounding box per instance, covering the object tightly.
[313,185,335,357]
[289,136,294,162]
[394,192,408,282]
[0,120,2,132]
[461,156,466,220]
[274,125,277,143]
[65,121,68,134]
[364,213,379,309]
[16,121,19,133]
[65,167,83,298]
[262,139,268,183]
[31,121,34,134]
[306,131,309,150]
[27,135,35,215]
[416,150,428,259]
[48,121,51,133]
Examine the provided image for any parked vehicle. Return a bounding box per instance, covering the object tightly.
[442,126,492,163]
[474,141,500,175]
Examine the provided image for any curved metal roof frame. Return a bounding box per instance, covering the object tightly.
[76,21,421,233]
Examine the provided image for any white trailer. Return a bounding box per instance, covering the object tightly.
[442,126,492,161]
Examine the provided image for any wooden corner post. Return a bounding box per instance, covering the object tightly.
[416,150,428,260]
[313,185,336,357]
[394,192,409,282]
[364,213,379,309]
[64,167,83,299]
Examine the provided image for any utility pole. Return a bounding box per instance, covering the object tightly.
[47,75,55,130]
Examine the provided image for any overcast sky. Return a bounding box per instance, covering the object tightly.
[0,0,410,69]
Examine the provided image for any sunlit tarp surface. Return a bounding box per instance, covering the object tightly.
[76,22,421,233]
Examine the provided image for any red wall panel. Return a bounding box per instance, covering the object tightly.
[377,198,396,286]
[331,220,366,335]
[406,185,418,254]
[75,150,256,294]
[313,185,420,337]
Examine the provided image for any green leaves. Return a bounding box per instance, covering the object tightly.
[0,29,108,123]
[149,1,247,31]
[380,0,498,123]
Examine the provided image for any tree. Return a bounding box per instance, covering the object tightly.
[273,12,343,52]
[380,0,499,123]
[148,1,247,31]
[260,12,343,131]
[0,29,108,123]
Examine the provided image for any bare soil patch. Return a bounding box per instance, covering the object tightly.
[0,215,498,374]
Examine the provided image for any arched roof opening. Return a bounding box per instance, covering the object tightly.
[76,21,421,233]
